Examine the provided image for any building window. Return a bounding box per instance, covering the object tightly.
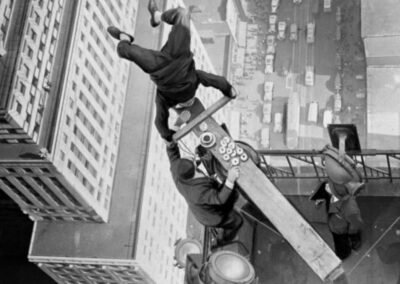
[32,77,38,87]
[60,151,65,161]
[16,102,22,114]
[30,29,37,41]
[66,115,71,126]
[24,64,29,78]
[34,12,40,24]
[69,97,74,108]
[39,42,45,52]
[27,46,33,58]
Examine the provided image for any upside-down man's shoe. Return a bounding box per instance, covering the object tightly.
[228,86,239,99]
[148,0,160,27]
[107,26,134,42]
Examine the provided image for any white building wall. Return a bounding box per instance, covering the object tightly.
[51,0,139,221]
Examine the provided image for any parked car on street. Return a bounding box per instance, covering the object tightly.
[264,81,274,101]
[308,101,318,123]
[265,54,274,74]
[323,109,333,127]
[290,23,298,41]
[271,0,279,13]
[336,7,342,23]
[273,112,283,133]
[334,72,341,91]
[306,22,315,43]
[266,35,276,54]
[263,103,272,124]
[261,127,270,148]
[277,21,286,40]
[305,66,314,86]
[335,53,342,70]
[324,0,332,12]
[269,15,277,33]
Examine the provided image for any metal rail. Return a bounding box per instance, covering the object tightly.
[257,149,400,182]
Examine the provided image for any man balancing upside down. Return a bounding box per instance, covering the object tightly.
[107,0,237,142]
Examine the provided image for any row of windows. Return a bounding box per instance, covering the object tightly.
[70,142,97,179]
[78,91,104,129]
[84,58,110,98]
[85,26,114,67]
[87,41,112,81]
[30,8,41,26]
[93,0,121,36]
[102,0,121,24]
[1,6,11,36]
[67,160,95,195]
[75,108,102,144]
[73,125,100,162]
[32,176,66,206]
[81,75,107,112]
[1,178,33,206]
[89,22,115,68]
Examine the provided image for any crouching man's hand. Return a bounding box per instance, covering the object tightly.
[227,166,240,185]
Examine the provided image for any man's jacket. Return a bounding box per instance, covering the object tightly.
[328,195,363,234]
[167,144,236,226]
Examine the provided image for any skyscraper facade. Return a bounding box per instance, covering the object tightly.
[0,0,138,222]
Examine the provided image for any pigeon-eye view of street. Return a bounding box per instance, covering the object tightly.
[0,0,399,284]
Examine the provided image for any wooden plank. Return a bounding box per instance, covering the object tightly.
[172,96,231,142]
[179,98,343,281]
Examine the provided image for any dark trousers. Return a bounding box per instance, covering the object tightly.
[332,231,361,260]
[332,232,352,260]
[116,7,191,73]
[116,7,231,141]
[116,7,192,141]
[218,209,243,243]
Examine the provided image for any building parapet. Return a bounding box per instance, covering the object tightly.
[29,256,156,284]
